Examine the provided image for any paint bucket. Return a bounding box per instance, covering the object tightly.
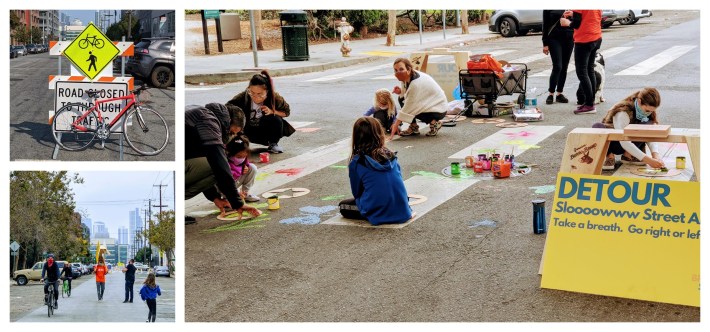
[482,158,491,171]
[450,162,461,175]
[473,161,483,173]
[492,161,511,178]
[259,152,270,163]
[465,156,476,168]
[477,154,487,161]
[267,195,280,210]
[676,156,686,169]
[532,199,546,234]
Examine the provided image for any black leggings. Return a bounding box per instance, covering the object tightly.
[339,198,367,221]
[547,37,574,93]
[146,298,157,322]
[414,112,446,125]
[574,38,602,106]
[372,110,395,132]
[244,115,284,146]
[44,280,59,301]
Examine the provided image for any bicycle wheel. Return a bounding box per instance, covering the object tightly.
[52,103,99,151]
[78,39,88,49]
[47,291,53,317]
[123,105,169,156]
[95,39,105,49]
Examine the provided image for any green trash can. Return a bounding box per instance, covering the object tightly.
[280,10,309,61]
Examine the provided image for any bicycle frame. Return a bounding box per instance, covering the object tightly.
[70,93,140,132]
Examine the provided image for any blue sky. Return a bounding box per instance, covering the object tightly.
[61,10,122,26]
[68,171,174,238]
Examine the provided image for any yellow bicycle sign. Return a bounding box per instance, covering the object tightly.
[63,23,119,80]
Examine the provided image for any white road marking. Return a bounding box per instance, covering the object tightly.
[307,64,391,82]
[288,121,315,129]
[184,87,221,91]
[449,125,564,159]
[371,50,516,80]
[530,46,632,77]
[616,45,696,76]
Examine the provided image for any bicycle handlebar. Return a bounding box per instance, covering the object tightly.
[84,84,148,99]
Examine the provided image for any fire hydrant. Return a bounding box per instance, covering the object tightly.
[337,17,354,57]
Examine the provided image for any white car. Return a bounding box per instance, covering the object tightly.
[618,10,653,25]
[154,266,170,277]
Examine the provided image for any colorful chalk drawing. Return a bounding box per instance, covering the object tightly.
[275,168,304,176]
[255,172,271,181]
[201,214,272,233]
[321,194,348,201]
[296,127,321,133]
[504,130,536,138]
[529,185,556,194]
[468,219,498,228]
[411,170,447,179]
[279,205,339,225]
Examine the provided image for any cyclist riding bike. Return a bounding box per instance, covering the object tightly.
[60,261,73,296]
[40,254,60,309]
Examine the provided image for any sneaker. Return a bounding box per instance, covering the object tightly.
[244,193,260,202]
[621,155,645,165]
[399,122,420,136]
[268,143,283,154]
[555,94,569,103]
[426,120,442,136]
[545,95,554,104]
[602,155,616,170]
[573,105,597,114]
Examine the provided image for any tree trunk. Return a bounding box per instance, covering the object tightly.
[386,10,397,46]
[359,25,368,36]
[251,10,264,50]
[461,10,469,34]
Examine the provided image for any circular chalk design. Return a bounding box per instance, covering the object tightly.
[408,194,427,206]
[472,118,506,124]
[261,187,311,199]
[444,115,467,122]
[217,209,262,221]
[630,167,683,177]
[496,122,528,128]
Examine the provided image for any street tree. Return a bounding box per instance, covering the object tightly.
[386,10,396,46]
[10,11,20,31]
[461,10,469,34]
[31,26,42,44]
[250,10,264,50]
[135,246,153,264]
[148,210,175,273]
[106,12,141,42]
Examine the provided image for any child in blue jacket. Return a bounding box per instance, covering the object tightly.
[139,273,162,322]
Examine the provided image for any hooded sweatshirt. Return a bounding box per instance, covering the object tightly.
[139,284,162,300]
[349,154,412,225]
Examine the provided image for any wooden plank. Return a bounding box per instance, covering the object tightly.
[623,124,670,138]
[559,131,610,175]
[685,134,700,181]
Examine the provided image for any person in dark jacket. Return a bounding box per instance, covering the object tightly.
[561,10,603,114]
[122,259,137,303]
[542,10,574,104]
[60,261,73,296]
[226,70,295,154]
[338,117,412,225]
[41,254,60,307]
[185,103,261,224]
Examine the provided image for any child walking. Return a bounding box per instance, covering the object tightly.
[363,88,398,133]
[226,135,260,202]
[338,117,412,225]
[139,273,162,323]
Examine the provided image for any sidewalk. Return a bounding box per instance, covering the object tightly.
[185,22,500,84]
[17,270,175,322]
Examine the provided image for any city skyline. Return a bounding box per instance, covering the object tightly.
[61,10,122,27]
[70,171,174,239]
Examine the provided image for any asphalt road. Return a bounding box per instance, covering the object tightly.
[9,52,175,161]
[184,11,700,322]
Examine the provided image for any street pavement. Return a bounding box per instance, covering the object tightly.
[16,270,175,322]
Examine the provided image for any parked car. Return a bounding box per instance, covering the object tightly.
[70,262,83,278]
[154,266,170,277]
[12,45,26,56]
[13,260,69,285]
[618,9,653,25]
[26,44,39,54]
[488,10,543,37]
[10,45,18,58]
[601,10,620,29]
[126,37,175,88]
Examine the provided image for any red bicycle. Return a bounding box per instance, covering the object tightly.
[51,85,169,155]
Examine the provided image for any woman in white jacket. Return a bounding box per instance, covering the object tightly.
[389,58,448,138]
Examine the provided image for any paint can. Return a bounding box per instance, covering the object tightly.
[676,156,686,169]
[465,156,476,168]
[450,162,461,175]
[532,199,546,234]
[477,154,487,161]
[267,195,280,210]
[482,158,491,171]
[493,161,511,178]
[473,161,483,173]
[259,152,270,163]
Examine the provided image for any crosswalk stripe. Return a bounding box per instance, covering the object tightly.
[371,50,517,81]
[307,64,390,82]
[616,45,696,76]
[289,121,315,129]
[449,125,564,159]
[510,53,548,65]
[530,46,632,77]
[184,87,221,91]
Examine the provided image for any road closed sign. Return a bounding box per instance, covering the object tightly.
[55,81,129,132]
[541,173,700,307]
[63,23,120,80]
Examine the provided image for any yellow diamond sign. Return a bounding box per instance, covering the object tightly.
[63,23,120,80]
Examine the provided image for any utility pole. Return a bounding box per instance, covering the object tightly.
[141,205,149,265]
[153,183,168,216]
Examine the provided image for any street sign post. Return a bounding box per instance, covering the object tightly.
[62,23,120,80]
[10,241,20,252]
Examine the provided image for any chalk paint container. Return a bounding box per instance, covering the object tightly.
[259,152,270,163]
[267,195,280,210]
[676,156,686,169]
[450,162,461,175]
[532,199,546,234]
[465,156,475,168]
[473,161,483,173]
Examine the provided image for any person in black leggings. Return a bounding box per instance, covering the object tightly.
[542,10,574,104]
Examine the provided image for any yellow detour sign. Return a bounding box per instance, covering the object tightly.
[541,173,699,306]
[63,23,120,80]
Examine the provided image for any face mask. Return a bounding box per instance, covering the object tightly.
[394,70,409,82]
[48,258,54,266]
[634,99,652,123]
[232,157,246,164]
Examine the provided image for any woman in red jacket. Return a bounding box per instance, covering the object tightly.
[561,10,602,115]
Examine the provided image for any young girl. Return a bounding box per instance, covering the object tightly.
[139,273,162,323]
[225,135,260,202]
[338,117,412,225]
[363,88,397,133]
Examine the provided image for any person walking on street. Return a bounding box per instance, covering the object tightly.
[122,259,137,303]
[560,9,602,114]
[542,10,574,104]
[140,273,162,323]
[40,254,60,309]
[94,257,108,301]
[390,58,447,138]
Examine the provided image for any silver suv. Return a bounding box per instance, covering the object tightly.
[126,38,175,88]
[488,10,543,37]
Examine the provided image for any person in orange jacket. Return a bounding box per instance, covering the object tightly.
[93,257,109,301]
